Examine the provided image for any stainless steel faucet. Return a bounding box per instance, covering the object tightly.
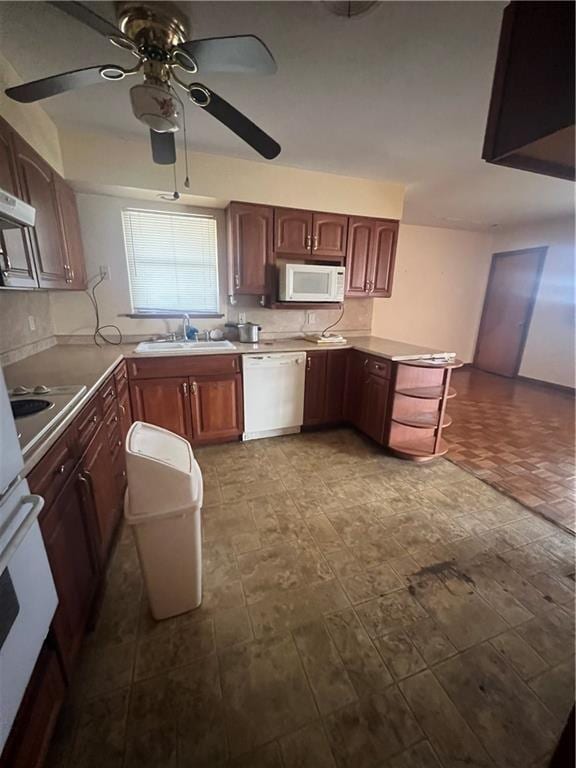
[181,313,191,342]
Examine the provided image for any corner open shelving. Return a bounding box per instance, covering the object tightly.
[387,358,463,462]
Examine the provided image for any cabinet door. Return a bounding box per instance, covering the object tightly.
[0,646,66,768]
[345,217,374,296]
[13,136,68,288]
[228,202,272,295]
[54,175,87,289]
[130,377,192,439]
[361,374,390,445]
[80,426,120,563]
[39,471,99,676]
[118,384,133,445]
[274,208,313,255]
[370,220,398,297]
[312,213,348,260]
[189,374,243,443]
[0,119,37,288]
[324,349,348,424]
[344,350,367,428]
[303,351,327,426]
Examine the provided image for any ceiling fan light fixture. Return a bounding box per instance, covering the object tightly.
[130,81,180,132]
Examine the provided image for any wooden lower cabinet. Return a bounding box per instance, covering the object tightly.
[37,470,100,677]
[0,645,66,768]
[79,425,121,564]
[344,350,367,428]
[303,352,328,426]
[190,375,243,442]
[361,374,390,444]
[304,349,349,427]
[130,377,191,439]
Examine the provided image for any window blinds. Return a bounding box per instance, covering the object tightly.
[121,208,219,314]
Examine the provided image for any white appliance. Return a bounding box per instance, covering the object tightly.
[0,367,57,755]
[243,352,306,440]
[278,263,345,303]
[0,187,35,230]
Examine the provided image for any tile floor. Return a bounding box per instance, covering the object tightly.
[446,368,575,533]
[47,429,575,768]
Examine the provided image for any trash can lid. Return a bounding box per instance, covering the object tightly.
[126,421,193,474]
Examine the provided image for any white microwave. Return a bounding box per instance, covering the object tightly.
[278,263,346,303]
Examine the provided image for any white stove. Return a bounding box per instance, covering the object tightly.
[9,384,87,456]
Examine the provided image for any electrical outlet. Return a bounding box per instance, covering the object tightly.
[238,312,246,324]
[306,312,316,325]
[28,315,36,331]
[99,264,111,281]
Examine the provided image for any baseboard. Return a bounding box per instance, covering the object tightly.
[516,374,575,395]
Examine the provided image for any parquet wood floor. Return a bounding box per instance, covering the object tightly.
[446,368,575,534]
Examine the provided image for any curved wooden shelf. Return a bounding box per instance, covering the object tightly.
[391,413,452,429]
[398,358,463,370]
[388,437,449,462]
[395,385,457,400]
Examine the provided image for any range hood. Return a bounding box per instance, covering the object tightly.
[0,187,35,229]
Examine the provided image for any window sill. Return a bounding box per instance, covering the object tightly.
[120,312,225,319]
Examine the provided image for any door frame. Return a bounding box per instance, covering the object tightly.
[473,246,547,377]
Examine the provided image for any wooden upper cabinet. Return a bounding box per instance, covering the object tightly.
[54,175,86,290]
[227,202,272,295]
[274,208,313,255]
[130,377,192,440]
[345,216,398,298]
[0,119,37,288]
[371,220,398,297]
[13,136,68,289]
[190,374,243,443]
[345,218,374,296]
[312,213,348,260]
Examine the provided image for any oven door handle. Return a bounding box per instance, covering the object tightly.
[0,494,44,574]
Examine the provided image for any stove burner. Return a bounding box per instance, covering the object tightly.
[11,399,52,419]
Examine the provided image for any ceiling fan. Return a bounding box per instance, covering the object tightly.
[5,1,281,164]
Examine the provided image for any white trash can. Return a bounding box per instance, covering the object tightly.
[124,421,203,620]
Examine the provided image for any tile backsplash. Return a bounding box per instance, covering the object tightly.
[0,291,56,365]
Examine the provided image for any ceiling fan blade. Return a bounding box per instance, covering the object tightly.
[48,1,134,47]
[5,65,124,103]
[150,130,176,165]
[177,35,277,75]
[189,84,280,160]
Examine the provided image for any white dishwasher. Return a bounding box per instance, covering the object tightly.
[243,352,306,440]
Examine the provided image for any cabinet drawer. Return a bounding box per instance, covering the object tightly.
[366,356,391,379]
[100,375,117,414]
[74,396,101,455]
[28,432,75,511]
[113,360,129,393]
[127,354,241,380]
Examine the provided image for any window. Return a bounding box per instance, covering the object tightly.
[121,208,219,314]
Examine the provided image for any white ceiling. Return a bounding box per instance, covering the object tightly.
[1,1,573,229]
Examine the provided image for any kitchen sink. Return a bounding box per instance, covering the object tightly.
[135,340,235,355]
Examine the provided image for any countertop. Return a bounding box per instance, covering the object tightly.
[4,336,455,474]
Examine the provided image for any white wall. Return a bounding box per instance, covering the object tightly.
[371,224,492,361]
[0,53,63,173]
[59,128,404,220]
[492,216,575,388]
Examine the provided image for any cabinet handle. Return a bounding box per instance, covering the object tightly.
[56,464,66,475]
[182,382,188,396]
[313,235,318,251]
[306,356,311,371]
[232,359,237,369]
[112,415,119,423]
[305,234,311,249]
[117,439,122,447]
[363,359,368,367]
[234,274,240,289]
[64,264,72,284]
[1,270,8,280]
[191,382,198,395]
[119,404,126,416]
[91,415,98,423]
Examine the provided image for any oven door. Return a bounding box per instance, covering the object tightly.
[289,265,338,302]
[0,479,57,754]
